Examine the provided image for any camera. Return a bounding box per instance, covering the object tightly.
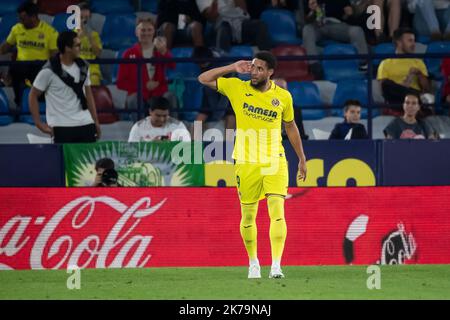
[101,168,118,186]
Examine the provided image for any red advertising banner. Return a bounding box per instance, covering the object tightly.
[1,187,450,270]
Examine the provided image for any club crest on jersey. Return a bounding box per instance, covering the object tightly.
[272,98,280,107]
[38,33,45,39]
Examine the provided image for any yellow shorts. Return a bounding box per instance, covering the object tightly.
[234,159,289,204]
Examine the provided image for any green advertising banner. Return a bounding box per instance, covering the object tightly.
[63,142,205,186]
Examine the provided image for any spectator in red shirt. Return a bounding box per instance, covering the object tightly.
[441,57,450,112]
[116,18,175,103]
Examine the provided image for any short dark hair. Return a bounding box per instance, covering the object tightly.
[95,158,115,171]
[57,31,78,53]
[17,1,39,17]
[393,27,415,42]
[149,96,171,112]
[344,100,362,113]
[404,92,421,104]
[254,51,277,70]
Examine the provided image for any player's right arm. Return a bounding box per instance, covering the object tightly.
[198,60,251,90]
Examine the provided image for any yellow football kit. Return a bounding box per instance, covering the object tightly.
[217,77,294,204]
[78,31,103,85]
[7,21,58,61]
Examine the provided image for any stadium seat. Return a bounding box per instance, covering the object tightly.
[372,43,395,70]
[141,0,158,14]
[271,45,314,82]
[110,49,128,84]
[101,14,137,50]
[425,41,450,80]
[288,81,327,120]
[181,79,203,122]
[0,88,14,126]
[260,9,302,45]
[228,45,253,58]
[166,47,200,80]
[91,0,134,15]
[0,14,18,43]
[37,0,80,16]
[322,44,365,82]
[332,80,380,118]
[52,13,72,32]
[91,85,119,124]
[0,0,22,15]
[19,88,45,124]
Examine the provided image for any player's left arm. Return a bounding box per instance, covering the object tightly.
[284,120,307,181]
[283,94,306,181]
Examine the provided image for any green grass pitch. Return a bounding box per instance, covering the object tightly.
[1,265,449,300]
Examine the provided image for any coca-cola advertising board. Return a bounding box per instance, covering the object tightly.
[1,187,450,270]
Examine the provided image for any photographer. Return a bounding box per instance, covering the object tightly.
[93,158,118,187]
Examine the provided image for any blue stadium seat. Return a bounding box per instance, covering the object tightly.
[322,44,364,82]
[287,81,327,120]
[260,9,302,45]
[111,49,127,84]
[373,43,395,69]
[0,0,22,15]
[0,88,14,126]
[0,14,18,43]
[181,79,203,122]
[332,80,380,118]
[19,88,46,124]
[228,45,253,58]
[141,0,158,14]
[425,41,450,80]
[166,47,200,80]
[52,13,72,32]
[101,14,137,50]
[91,0,134,15]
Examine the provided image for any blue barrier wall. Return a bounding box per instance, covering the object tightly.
[0,145,65,187]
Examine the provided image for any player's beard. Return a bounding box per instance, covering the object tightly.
[250,78,268,90]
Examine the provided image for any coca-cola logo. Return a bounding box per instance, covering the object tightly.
[0,196,166,270]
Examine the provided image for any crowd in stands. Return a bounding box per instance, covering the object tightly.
[1,0,450,142]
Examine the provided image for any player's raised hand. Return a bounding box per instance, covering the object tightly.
[234,60,252,74]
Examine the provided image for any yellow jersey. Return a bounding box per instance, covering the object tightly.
[217,77,294,163]
[6,21,58,61]
[78,31,103,83]
[377,58,428,91]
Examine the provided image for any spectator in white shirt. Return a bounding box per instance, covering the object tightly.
[128,96,191,142]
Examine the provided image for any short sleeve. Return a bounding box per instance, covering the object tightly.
[377,60,388,80]
[417,60,429,77]
[6,25,18,46]
[32,69,52,92]
[383,118,398,138]
[48,28,58,51]
[92,31,103,50]
[217,77,242,98]
[128,123,140,142]
[282,93,294,122]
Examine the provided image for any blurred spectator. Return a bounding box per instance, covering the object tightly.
[29,31,101,143]
[377,27,434,111]
[196,0,272,52]
[92,157,115,187]
[441,57,450,110]
[77,2,103,86]
[246,0,299,19]
[384,93,436,139]
[128,96,191,142]
[0,1,58,107]
[193,46,235,136]
[302,0,369,77]
[116,18,175,105]
[157,0,205,49]
[407,0,450,41]
[348,0,401,43]
[329,99,368,139]
[276,77,309,140]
